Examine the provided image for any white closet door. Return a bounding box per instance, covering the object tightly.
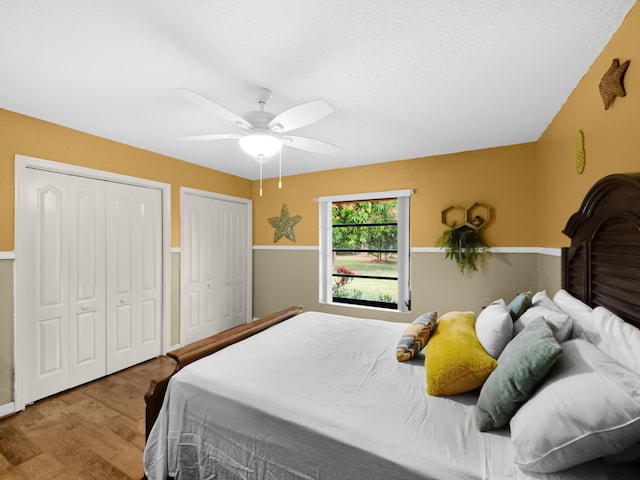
[218,200,249,332]
[180,192,218,345]
[22,169,71,402]
[67,176,107,388]
[106,182,162,374]
[22,170,107,401]
[180,191,249,346]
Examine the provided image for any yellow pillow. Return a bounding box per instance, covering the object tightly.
[425,311,497,396]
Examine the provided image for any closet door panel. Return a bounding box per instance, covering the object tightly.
[203,207,217,327]
[22,169,70,403]
[106,189,136,372]
[106,182,161,373]
[136,186,162,359]
[68,176,106,388]
[180,193,218,345]
[219,200,248,331]
[182,206,200,336]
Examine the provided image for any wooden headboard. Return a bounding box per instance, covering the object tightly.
[562,173,640,330]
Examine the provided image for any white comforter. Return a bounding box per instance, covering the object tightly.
[143,311,623,480]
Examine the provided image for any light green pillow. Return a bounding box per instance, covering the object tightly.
[475,317,562,431]
[508,291,532,320]
[426,311,497,396]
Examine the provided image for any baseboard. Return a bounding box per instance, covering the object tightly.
[0,402,15,418]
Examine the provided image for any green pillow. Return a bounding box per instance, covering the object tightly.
[508,291,532,320]
[475,317,562,431]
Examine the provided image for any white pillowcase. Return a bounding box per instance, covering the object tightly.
[514,291,572,343]
[550,290,640,375]
[475,299,513,359]
[510,339,640,473]
[552,289,594,340]
[590,306,640,375]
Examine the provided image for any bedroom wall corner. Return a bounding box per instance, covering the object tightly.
[0,259,14,405]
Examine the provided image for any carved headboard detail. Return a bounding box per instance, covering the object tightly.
[562,173,640,330]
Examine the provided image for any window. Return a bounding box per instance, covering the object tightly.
[319,190,411,312]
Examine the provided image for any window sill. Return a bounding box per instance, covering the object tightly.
[320,300,412,315]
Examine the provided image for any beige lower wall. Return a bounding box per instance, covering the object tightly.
[0,260,14,406]
[536,253,562,294]
[253,249,562,321]
[0,249,561,406]
[171,252,180,346]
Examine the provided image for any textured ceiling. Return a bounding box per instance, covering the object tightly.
[0,1,635,180]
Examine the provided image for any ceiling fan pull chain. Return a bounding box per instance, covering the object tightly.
[279,149,283,189]
[259,155,264,197]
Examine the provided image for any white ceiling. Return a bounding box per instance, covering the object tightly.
[0,1,635,180]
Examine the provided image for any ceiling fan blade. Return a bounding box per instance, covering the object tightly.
[178,133,242,141]
[268,99,334,133]
[175,88,252,130]
[282,135,341,155]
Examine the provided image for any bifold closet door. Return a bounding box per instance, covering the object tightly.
[105,182,162,374]
[22,169,107,403]
[180,192,249,346]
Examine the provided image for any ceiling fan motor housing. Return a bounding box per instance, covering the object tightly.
[242,110,276,129]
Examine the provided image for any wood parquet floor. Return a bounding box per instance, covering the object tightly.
[0,356,176,480]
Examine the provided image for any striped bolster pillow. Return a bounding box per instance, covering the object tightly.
[396,311,437,361]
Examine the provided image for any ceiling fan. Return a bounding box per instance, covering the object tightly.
[176,87,341,160]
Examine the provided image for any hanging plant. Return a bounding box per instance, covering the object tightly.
[435,225,492,275]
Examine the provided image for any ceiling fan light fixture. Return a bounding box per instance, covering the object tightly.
[239,131,282,158]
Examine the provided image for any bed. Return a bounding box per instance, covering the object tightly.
[144,173,640,480]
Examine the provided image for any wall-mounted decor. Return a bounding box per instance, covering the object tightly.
[436,202,492,275]
[268,203,302,243]
[575,129,586,174]
[599,58,630,110]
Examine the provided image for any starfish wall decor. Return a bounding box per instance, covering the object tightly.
[268,203,302,243]
[599,58,630,110]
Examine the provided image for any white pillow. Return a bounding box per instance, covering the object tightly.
[552,289,594,340]
[510,339,640,473]
[475,299,513,359]
[514,297,572,343]
[591,306,640,375]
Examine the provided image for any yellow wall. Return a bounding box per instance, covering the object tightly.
[253,143,537,248]
[536,4,640,247]
[0,108,252,250]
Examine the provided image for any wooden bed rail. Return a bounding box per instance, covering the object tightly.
[144,305,303,439]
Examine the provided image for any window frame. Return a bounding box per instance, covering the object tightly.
[318,189,412,312]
